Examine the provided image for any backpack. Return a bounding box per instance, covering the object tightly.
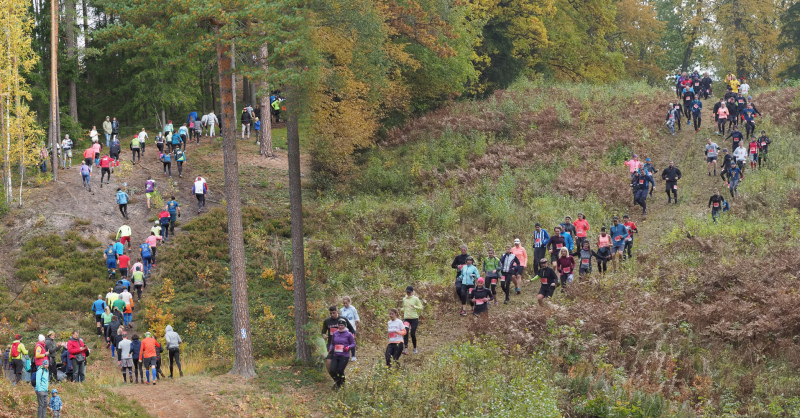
[10,342,19,358]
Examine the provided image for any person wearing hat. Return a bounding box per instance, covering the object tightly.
[385,308,405,368]
[44,331,63,380]
[536,258,559,307]
[35,359,50,418]
[499,245,520,304]
[139,332,161,385]
[531,223,549,276]
[339,297,360,361]
[458,256,479,316]
[321,307,354,372]
[9,334,27,384]
[757,130,771,168]
[327,318,355,389]
[32,334,47,388]
[510,238,527,295]
[469,278,493,316]
[642,159,657,196]
[49,388,63,417]
[402,286,423,354]
[103,116,113,146]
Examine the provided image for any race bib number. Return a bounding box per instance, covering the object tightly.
[334,345,344,353]
[388,332,398,339]
[468,287,474,294]
[639,180,644,184]
[673,185,678,190]
[576,227,583,233]
[491,278,497,284]
[713,202,720,207]
[541,277,547,284]
[615,236,623,241]
[581,259,589,265]
[694,104,699,108]
[685,97,690,100]
[750,146,756,153]
[556,244,563,249]
[475,299,484,305]
[562,267,571,274]
[535,238,541,244]
[694,83,699,86]
[761,142,766,146]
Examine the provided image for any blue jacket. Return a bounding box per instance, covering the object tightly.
[92,300,107,315]
[116,191,129,205]
[34,366,49,392]
[187,112,198,125]
[610,224,629,246]
[532,229,550,248]
[254,121,261,130]
[130,340,141,360]
[49,395,62,411]
[459,265,480,286]
[140,243,152,257]
[561,232,574,252]
[690,99,703,114]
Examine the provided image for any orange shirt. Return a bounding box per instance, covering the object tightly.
[597,234,611,248]
[139,337,161,360]
[573,219,589,238]
[511,246,527,268]
[83,148,94,159]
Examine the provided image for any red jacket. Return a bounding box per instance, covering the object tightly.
[67,337,88,360]
[100,156,111,168]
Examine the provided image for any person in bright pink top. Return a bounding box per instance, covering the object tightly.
[624,155,642,173]
[145,232,163,266]
[573,213,590,250]
[511,239,527,295]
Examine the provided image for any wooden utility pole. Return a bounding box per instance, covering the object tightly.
[214,28,256,378]
[49,0,58,181]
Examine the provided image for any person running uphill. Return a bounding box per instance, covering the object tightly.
[661,162,682,204]
[166,198,181,235]
[116,188,130,219]
[139,332,161,385]
[192,176,207,213]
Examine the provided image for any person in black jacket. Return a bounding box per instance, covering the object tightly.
[469,278,493,316]
[708,190,726,222]
[701,73,713,99]
[241,109,252,140]
[498,246,519,304]
[451,245,469,301]
[536,259,559,306]
[661,161,682,204]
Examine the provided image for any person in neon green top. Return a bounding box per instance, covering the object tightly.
[9,333,28,384]
[112,297,126,314]
[402,286,423,354]
[482,249,502,306]
[116,224,132,251]
[107,288,120,307]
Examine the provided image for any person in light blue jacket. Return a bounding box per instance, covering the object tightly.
[458,256,480,316]
[35,359,50,418]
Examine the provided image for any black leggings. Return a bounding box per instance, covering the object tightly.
[119,203,128,218]
[666,183,677,201]
[758,152,767,167]
[385,342,403,367]
[500,276,512,301]
[624,241,633,259]
[132,149,140,162]
[133,359,144,381]
[163,161,171,176]
[101,168,111,183]
[329,356,349,387]
[683,103,691,119]
[177,161,183,176]
[135,284,143,299]
[403,318,419,349]
[693,115,701,130]
[745,121,755,138]
[168,348,182,376]
[718,119,727,135]
[597,260,608,273]
[460,284,474,306]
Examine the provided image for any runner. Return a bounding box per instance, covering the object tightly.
[171,127,184,153]
[458,256,479,316]
[193,176,207,213]
[536,258,558,307]
[339,297,361,360]
[131,334,143,383]
[622,214,638,261]
[166,197,181,236]
[748,136,759,170]
[720,148,734,183]
[726,96,739,131]
[155,132,165,155]
[139,332,161,385]
[547,226,566,269]
[327,318,354,389]
[146,232,162,267]
[138,128,149,155]
[385,309,405,368]
[117,252,130,280]
[594,228,613,274]
[728,163,743,198]
[631,169,652,214]
[701,72,713,99]
[571,241,593,278]
[117,333,134,382]
[665,104,677,135]
[716,102,729,136]
[555,247,574,292]
[164,325,183,378]
[560,216,576,240]
[132,266,146,301]
[116,188,130,219]
[482,249,501,305]
[531,223,549,276]
[145,177,156,209]
[120,287,133,328]
[469,278,493,315]
[681,84,695,120]
[705,139,720,176]
[402,286,422,353]
[573,213,590,250]
[174,147,186,178]
[140,241,153,277]
[451,245,469,302]
[116,223,132,251]
[499,245,520,305]
[159,209,171,241]
[130,135,141,164]
[510,238,527,294]
[691,96,703,132]
[321,307,354,373]
[159,149,172,177]
[92,139,101,166]
[643,159,657,196]
[624,154,642,174]
[104,242,118,280]
[99,154,112,187]
[109,136,121,170]
[79,161,91,191]
[757,131,771,168]
[661,161,682,204]
[733,143,747,178]
[708,189,726,222]
[742,103,761,139]
[91,295,107,337]
[83,146,94,172]
[609,217,629,272]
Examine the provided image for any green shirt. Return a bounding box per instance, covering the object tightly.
[483,257,501,277]
[102,312,114,325]
[403,295,423,319]
[112,298,126,312]
[132,271,144,285]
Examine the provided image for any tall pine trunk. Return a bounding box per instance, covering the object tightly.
[286,93,311,362]
[49,0,58,181]
[65,0,78,123]
[215,30,256,378]
[258,42,273,158]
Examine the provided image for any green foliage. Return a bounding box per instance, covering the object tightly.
[329,341,561,417]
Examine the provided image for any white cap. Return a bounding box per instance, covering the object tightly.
[514,238,520,244]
